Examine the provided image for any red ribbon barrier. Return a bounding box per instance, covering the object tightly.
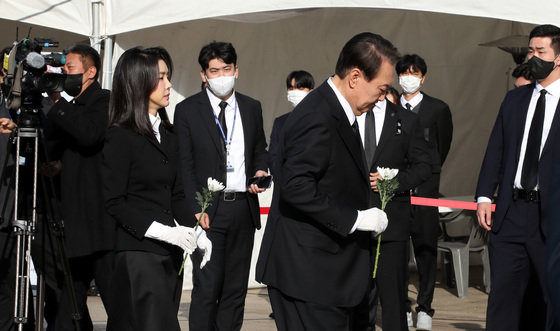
[410,196,495,212]
[259,197,495,215]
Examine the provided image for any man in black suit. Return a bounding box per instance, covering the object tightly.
[46,44,114,331]
[268,70,314,177]
[358,95,432,330]
[396,54,453,330]
[476,24,560,330]
[174,41,269,331]
[256,32,398,331]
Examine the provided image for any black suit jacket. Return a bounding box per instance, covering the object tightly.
[173,90,268,228]
[476,83,560,234]
[256,81,373,307]
[102,124,192,256]
[47,82,114,257]
[268,112,289,176]
[415,93,453,175]
[368,101,432,241]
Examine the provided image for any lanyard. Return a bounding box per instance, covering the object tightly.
[213,99,238,154]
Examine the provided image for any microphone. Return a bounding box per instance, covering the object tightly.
[25,52,45,69]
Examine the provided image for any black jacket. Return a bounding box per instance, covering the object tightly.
[47,82,114,257]
[102,124,193,256]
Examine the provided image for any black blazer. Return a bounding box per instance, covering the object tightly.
[173,90,268,228]
[476,83,560,234]
[368,101,432,241]
[102,124,192,256]
[268,112,289,176]
[414,93,453,174]
[256,81,373,307]
[47,81,114,257]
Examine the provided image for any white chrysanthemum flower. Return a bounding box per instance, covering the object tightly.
[377,167,399,180]
[207,177,225,192]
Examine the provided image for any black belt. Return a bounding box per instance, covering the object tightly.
[512,188,540,202]
[222,192,248,201]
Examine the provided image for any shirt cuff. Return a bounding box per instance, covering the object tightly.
[144,221,167,238]
[477,196,492,204]
[349,211,362,234]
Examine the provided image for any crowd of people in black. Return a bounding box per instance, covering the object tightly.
[1,23,560,331]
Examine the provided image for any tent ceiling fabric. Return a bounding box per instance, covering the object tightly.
[0,0,91,36]
[0,0,558,37]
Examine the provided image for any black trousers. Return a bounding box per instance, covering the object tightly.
[107,250,183,331]
[52,251,113,331]
[268,286,357,331]
[189,198,255,331]
[486,199,554,330]
[0,231,35,331]
[406,174,440,316]
[373,240,409,331]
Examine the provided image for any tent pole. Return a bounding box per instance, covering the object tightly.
[102,36,114,89]
[90,0,102,52]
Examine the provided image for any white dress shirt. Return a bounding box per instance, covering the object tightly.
[206,88,247,192]
[327,77,356,127]
[149,113,161,143]
[400,92,423,110]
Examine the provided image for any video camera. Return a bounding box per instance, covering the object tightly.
[2,37,70,113]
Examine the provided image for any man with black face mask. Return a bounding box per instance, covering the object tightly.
[45,44,114,331]
[476,24,560,330]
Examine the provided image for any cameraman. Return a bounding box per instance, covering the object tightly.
[45,44,113,331]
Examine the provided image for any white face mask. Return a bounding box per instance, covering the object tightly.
[287,89,309,107]
[206,75,236,98]
[399,75,422,94]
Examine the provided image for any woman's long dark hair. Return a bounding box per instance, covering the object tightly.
[108,46,173,137]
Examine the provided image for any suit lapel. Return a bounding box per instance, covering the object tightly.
[237,93,252,176]
[146,133,168,157]
[542,93,560,156]
[514,87,534,164]
[197,92,226,160]
[319,84,367,178]
[371,105,396,168]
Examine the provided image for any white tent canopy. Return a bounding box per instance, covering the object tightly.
[0,0,558,36]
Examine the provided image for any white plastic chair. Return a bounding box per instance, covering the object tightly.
[437,209,491,298]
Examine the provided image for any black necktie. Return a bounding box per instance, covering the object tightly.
[521,89,547,190]
[352,119,362,147]
[218,101,228,137]
[405,103,412,111]
[364,111,376,170]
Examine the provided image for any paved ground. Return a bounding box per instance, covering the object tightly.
[87,266,488,330]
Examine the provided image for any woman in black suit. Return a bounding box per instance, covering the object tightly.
[102,47,210,331]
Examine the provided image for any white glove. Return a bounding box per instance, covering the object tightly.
[355,208,388,235]
[145,221,197,254]
[196,227,213,269]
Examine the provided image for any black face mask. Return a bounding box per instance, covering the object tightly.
[63,74,83,97]
[528,55,557,80]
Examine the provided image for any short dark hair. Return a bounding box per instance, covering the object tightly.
[109,46,173,138]
[511,62,534,81]
[198,41,237,71]
[64,44,101,80]
[396,54,427,76]
[529,24,560,55]
[335,32,400,81]
[286,70,315,90]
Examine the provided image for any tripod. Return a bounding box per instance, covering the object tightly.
[0,110,82,331]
